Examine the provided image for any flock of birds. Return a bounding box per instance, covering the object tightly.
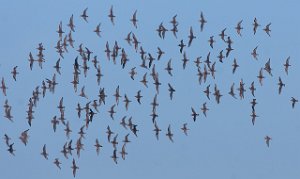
[1,5,298,178]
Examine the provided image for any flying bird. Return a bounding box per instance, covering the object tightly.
[263,23,271,36]
[81,8,88,22]
[199,12,207,31]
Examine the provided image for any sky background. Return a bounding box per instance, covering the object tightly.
[0,0,300,178]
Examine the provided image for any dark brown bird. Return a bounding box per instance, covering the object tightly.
[278,77,285,94]
[41,144,49,160]
[219,28,227,41]
[235,20,243,36]
[178,39,185,53]
[257,68,265,86]
[199,12,207,31]
[284,56,291,75]
[165,59,173,76]
[265,135,271,147]
[54,158,61,169]
[263,23,271,37]
[81,8,88,22]
[153,121,161,140]
[108,6,116,25]
[251,46,259,60]
[120,143,128,160]
[264,58,273,76]
[166,125,174,142]
[11,66,18,81]
[1,77,8,96]
[68,14,75,32]
[250,110,258,125]
[108,104,116,120]
[135,90,142,104]
[249,81,256,97]
[228,83,237,99]
[191,107,199,122]
[291,97,298,108]
[168,83,175,100]
[7,143,15,156]
[253,17,260,35]
[130,10,138,28]
[140,73,148,88]
[208,36,215,49]
[188,26,196,47]
[181,123,189,136]
[71,158,79,177]
[201,102,209,117]
[232,58,239,74]
[111,149,118,164]
[94,23,102,37]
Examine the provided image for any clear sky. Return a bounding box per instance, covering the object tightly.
[0,0,300,178]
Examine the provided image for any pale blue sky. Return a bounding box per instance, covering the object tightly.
[0,0,300,179]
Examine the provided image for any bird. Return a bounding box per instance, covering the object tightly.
[123,94,131,111]
[53,158,61,169]
[208,36,215,48]
[166,125,174,142]
[257,68,265,86]
[181,123,189,136]
[232,58,239,74]
[81,8,88,22]
[253,17,260,35]
[219,28,227,41]
[108,6,116,25]
[19,129,30,146]
[153,121,161,140]
[108,104,116,119]
[265,136,271,147]
[250,110,258,125]
[291,97,298,108]
[106,125,114,142]
[157,47,164,60]
[249,81,256,97]
[68,14,75,32]
[278,77,285,94]
[251,46,259,60]
[263,23,271,36]
[129,67,137,80]
[178,40,185,53]
[130,10,138,28]
[182,51,189,69]
[235,20,243,36]
[283,56,291,75]
[251,99,257,111]
[168,83,175,100]
[264,58,273,76]
[11,66,18,81]
[111,149,118,164]
[191,107,199,122]
[204,85,211,100]
[71,158,79,177]
[121,134,130,144]
[188,26,196,47]
[1,77,8,96]
[53,59,61,75]
[199,12,207,31]
[134,90,142,104]
[113,86,122,105]
[94,23,102,37]
[41,144,49,160]
[165,59,173,76]
[7,143,15,156]
[201,102,209,117]
[140,73,148,88]
[119,143,128,160]
[228,83,237,99]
